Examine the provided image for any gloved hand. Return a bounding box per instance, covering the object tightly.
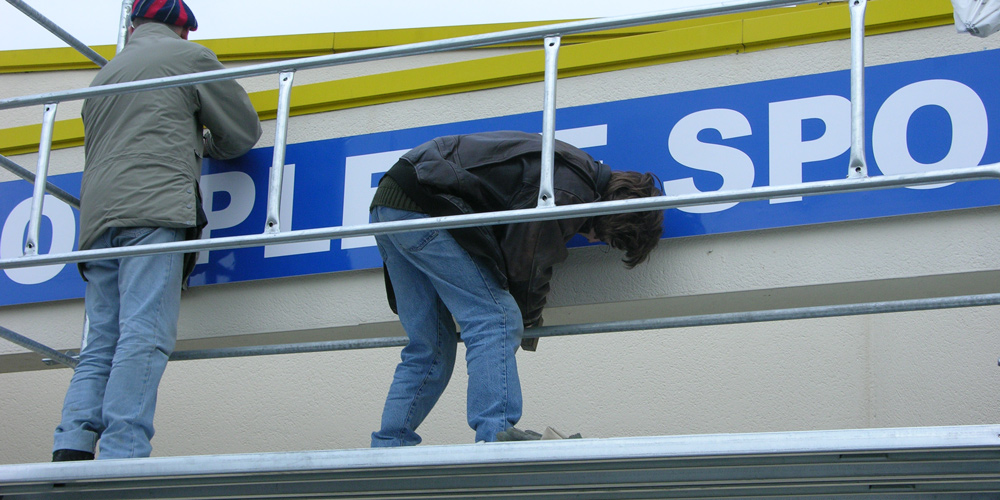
[520,318,542,351]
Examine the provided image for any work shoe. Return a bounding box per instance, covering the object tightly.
[52,449,94,462]
[495,427,543,441]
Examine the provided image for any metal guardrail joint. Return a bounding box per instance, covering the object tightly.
[848,0,868,179]
[23,103,58,257]
[538,36,561,208]
[265,71,296,234]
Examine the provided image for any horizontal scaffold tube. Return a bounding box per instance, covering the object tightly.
[5,0,108,68]
[0,0,810,111]
[168,293,1000,362]
[1,425,997,487]
[0,326,78,368]
[2,164,999,270]
[0,154,80,209]
[13,292,1000,368]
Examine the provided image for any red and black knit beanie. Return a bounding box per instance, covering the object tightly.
[131,0,198,31]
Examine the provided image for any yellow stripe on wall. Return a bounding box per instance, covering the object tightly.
[3,121,85,157]
[0,0,955,156]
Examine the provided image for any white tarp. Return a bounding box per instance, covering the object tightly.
[952,0,1000,37]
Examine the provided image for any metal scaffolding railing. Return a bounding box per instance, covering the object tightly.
[2,0,997,371]
[4,0,108,67]
[2,425,998,498]
[172,292,1000,362]
[0,154,79,209]
[3,163,1000,271]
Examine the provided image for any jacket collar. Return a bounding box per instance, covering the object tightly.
[127,22,183,46]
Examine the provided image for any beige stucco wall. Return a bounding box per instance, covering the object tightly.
[1,24,999,464]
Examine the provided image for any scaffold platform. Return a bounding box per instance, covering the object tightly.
[1,425,998,499]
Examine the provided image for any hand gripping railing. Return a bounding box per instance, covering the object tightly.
[2,0,1000,369]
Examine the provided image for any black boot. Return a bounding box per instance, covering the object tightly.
[52,449,94,462]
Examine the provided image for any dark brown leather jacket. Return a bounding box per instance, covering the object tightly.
[381,130,611,326]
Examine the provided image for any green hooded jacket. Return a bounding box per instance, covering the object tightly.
[79,22,261,277]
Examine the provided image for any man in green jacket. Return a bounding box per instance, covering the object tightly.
[52,0,261,461]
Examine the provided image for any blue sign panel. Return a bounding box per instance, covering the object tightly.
[3,48,1000,306]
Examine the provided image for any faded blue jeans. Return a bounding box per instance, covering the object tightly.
[370,206,523,445]
[53,226,184,459]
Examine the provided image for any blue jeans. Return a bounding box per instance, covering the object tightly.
[53,226,185,459]
[370,206,523,445]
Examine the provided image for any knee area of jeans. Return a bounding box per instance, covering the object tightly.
[398,343,439,362]
[77,343,117,359]
[69,363,112,379]
[116,321,176,344]
[112,341,174,362]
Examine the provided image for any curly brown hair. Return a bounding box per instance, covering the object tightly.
[591,170,664,268]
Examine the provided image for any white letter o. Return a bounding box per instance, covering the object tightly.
[873,79,987,189]
[1,196,76,285]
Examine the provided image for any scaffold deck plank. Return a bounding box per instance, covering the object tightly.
[1,425,998,499]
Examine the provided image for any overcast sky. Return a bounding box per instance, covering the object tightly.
[0,1,733,51]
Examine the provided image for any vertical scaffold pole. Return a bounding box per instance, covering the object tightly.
[848,0,868,178]
[117,0,134,54]
[24,103,58,257]
[538,36,561,208]
[266,71,295,233]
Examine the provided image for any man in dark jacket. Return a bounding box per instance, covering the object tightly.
[369,130,663,445]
